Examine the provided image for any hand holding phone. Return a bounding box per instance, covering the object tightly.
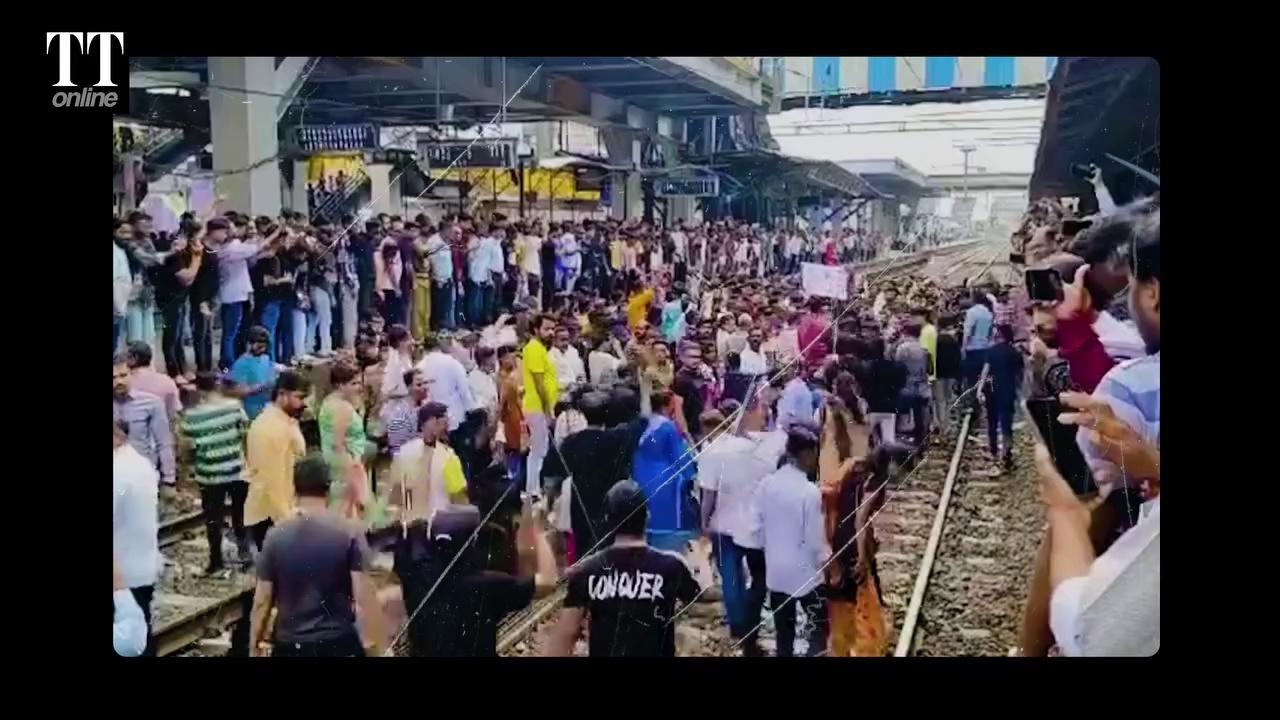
[1022,397,1095,496]
[1024,268,1064,303]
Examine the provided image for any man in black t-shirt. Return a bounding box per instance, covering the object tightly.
[546,480,701,657]
[396,502,558,657]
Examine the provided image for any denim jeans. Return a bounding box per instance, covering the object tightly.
[307,287,333,355]
[190,302,214,372]
[126,297,156,346]
[337,284,358,349]
[962,348,989,394]
[113,315,123,356]
[160,298,189,377]
[259,299,282,362]
[466,280,491,327]
[710,533,748,637]
[291,307,310,359]
[220,301,247,370]
[379,290,404,328]
[277,297,296,364]
[432,282,455,330]
[985,392,1015,458]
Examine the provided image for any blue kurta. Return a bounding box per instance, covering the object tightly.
[631,415,697,546]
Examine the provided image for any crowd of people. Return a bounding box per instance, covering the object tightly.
[114,181,1159,657]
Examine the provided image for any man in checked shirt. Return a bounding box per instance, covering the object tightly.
[113,354,176,492]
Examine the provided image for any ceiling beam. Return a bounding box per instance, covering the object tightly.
[543,63,642,72]
[583,78,679,88]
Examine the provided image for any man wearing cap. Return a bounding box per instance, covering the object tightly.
[387,402,470,526]
[546,480,702,657]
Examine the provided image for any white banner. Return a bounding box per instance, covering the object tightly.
[801,262,850,300]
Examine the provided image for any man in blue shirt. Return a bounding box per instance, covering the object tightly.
[228,326,278,420]
[961,290,995,396]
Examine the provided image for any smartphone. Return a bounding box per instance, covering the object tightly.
[1024,268,1064,303]
[1009,252,1026,265]
[1023,398,1095,495]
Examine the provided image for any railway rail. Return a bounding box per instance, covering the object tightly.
[885,405,1043,656]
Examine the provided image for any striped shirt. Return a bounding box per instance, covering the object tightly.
[381,396,420,457]
[113,390,175,484]
[180,396,249,485]
[1077,352,1160,499]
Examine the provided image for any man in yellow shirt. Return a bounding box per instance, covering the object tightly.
[522,313,559,500]
[627,280,654,331]
[244,370,310,549]
[233,369,309,657]
[913,308,938,380]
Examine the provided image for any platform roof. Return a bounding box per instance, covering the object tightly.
[1030,57,1159,203]
[129,56,763,130]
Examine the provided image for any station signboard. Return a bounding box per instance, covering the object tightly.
[295,123,379,152]
[654,176,719,198]
[422,139,517,169]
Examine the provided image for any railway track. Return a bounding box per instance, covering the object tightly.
[141,241,1012,658]
[885,407,1043,657]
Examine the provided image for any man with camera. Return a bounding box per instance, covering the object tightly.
[1019,198,1160,656]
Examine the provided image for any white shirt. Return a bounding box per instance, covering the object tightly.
[558,233,580,269]
[1093,311,1146,362]
[113,589,148,657]
[113,444,162,589]
[549,345,586,389]
[717,329,747,359]
[698,431,786,544]
[468,367,498,417]
[113,242,132,317]
[467,236,493,284]
[483,235,505,277]
[416,351,476,431]
[739,347,768,375]
[522,235,543,275]
[746,464,830,596]
[671,231,688,260]
[382,348,415,400]
[425,234,453,283]
[588,350,622,387]
[777,377,814,430]
[787,235,803,257]
[1050,497,1160,656]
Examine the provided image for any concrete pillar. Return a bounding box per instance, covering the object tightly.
[602,127,641,221]
[208,57,280,216]
[290,160,309,215]
[366,164,394,215]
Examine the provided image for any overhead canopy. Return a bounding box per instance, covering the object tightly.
[707,149,883,200]
[1030,57,1160,205]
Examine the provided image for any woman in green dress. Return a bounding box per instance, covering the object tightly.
[320,361,386,527]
